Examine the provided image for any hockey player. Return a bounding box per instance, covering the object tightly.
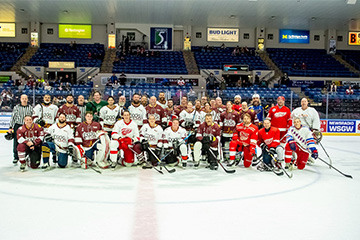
[99,96,121,136]
[266,96,292,144]
[86,91,108,122]
[229,113,258,168]
[284,118,318,170]
[249,94,264,126]
[145,96,166,126]
[139,115,163,166]
[162,118,189,167]
[141,95,148,108]
[239,102,258,125]
[42,113,75,169]
[109,110,141,167]
[116,95,129,111]
[33,94,58,133]
[164,99,177,127]
[128,93,147,129]
[16,115,45,171]
[74,112,110,169]
[175,96,188,116]
[57,94,81,129]
[77,95,86,122]
[179,101,201,131]
[157,92,167,109]
[219,101,240,161]
[291,98,320,131]
[194,100,202,113]
[232,95,242,112]
[193,113,221,170]
[212,97,226,124]
[257,119,283,172]
[200,102,212,123]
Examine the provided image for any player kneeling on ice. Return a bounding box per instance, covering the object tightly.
[16,115,45,171]
[73,112,110,169]
[193,114,221,170]
[139,115,163,167]
[257,119,284,172]
[284,118,318,170]
[110,110,141,167]
[42,113,75,169]
[162,118,189,167]
[229,113,258,168]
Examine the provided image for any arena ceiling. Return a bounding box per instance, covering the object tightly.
[0,0,359,30]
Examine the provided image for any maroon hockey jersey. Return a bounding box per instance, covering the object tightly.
[75,121,102,147]
[220,110,240,137]
[144,104,166,125]
[17,123,45,146]
[196,122,221,148]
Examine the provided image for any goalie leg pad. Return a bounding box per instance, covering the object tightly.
[193,141,202,163]
[94,133,111,168]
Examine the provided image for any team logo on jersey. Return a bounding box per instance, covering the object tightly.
[54,135,67,143]
[67,114,76,121]
[121,128,132,136]
[224,119,236,127]
[264,138,273,145]
[274,112,287,118]
[240,131,249,141]
[131,113,142,121]
[272,108,276,112]
[83,132,97,140]
[105,115,117,122]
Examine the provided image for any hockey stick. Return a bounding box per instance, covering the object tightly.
[297,144,352,179]
[147,147,176,174]
[266,149,293,178]
[208,148,236,174]
[128,146,164,174]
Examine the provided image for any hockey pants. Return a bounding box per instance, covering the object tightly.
[17,143,41,169]
[284,143,309,170]
[42,142,69,168]
[229,141,254,168]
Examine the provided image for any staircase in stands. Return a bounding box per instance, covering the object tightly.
[182,51,199,75]
[100,48,117,73]
[10,46,38,78]
[259,51,283,86]
[332,54,360,75]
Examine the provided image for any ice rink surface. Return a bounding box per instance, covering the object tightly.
[0,135,360,240]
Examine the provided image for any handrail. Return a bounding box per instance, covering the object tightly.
[281,66,359,77]
[22,66,40,79]
[77,64,99,82]
[200,67,222,83]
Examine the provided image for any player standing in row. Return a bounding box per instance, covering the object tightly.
[291,98,320,131]
[200,102,213,122]
[219,101,240,161]
[42,112,75,169]
[77,95,87,122]
[161,118,189,167]
[57,94,81,129]
[266,96,292,144]
[250,94,264,127]
[179,101,201,131]
[16,115,44,171]
[8,94,34,164]
[110,110,141,167]
[139,115,163,166]
[156,92,167,109]
[257,119,283,172]
[193,114,221,170]
[229,113,258,168]
[175,96,188,116]
[284,118,318,170]
[86,91,108,122]
[145,96,166,126]
[128,93,147,130]
[99,96,121,136]
[239,102,258,125]
[33,94,58,133]
[164,99,177,126]
[232,95,242,112]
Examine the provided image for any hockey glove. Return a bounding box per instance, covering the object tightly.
[260,143,267,152]
[67,145,74,156]
[141,140,149,151]
[185,121,194,129]
[36,119,46,127]
[289,141,296,151]
[311,149,318,159]
[43,134,54,143]
[269,147,277,156]
[4,132,14,141]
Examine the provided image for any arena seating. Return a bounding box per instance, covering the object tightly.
[27,43,104,67]
[337,50,360,70]
[192,47,268,70]
[267,48,359,77]
[112,51,187,74]
[0,43,28,71]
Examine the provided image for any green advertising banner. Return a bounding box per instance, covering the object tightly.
[58,24,92,39]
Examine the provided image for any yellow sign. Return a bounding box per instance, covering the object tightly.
[0,23,15,37]
[31,32,39,47]
[48,62,75,69]
[282,35,287,39]
[184,36,191,50]
[108,34,116,48]
[59,24,92,39]
[348,32,360,45]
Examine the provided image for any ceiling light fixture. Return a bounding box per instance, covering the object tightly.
[311,17,316,21]
[63,10,69,14]
[346,0,357,5]
[230,15,236,19]
[19,9,25,13]
[270,16,276,20]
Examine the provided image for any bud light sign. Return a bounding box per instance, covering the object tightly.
[150,27,172,50]
[327,120,356,133]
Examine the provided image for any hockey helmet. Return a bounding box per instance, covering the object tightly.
[234,95,241,100]
[252,94,260,99]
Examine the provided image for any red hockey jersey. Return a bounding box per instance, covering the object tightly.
[266,105,292,132]
[17,123,44,146]
[75,121,102,148]
[258,126,280,149]
[232,122,258,152]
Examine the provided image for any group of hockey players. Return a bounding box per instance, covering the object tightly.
[6,90,322,175]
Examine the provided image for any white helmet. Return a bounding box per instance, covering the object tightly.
[252,94,260,99]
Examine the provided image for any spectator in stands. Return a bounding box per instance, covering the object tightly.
[219,77,227,91]
[87,52,92,59]
[330,82,337,94]
[63,74,71,84]
[301,62,307,70]
[243,46,249,55]
[188,88,197,102]
[0,90,13,109]
[18,81,25,92]
[119,72,127,86]
[236,79,242,88]
[109,73,118,83]
[346,86,354,95]
[178,76,186,87]
[73,41,77,50]
[27,78,35,88]
[220,43,226,50]
[280,73,290,86]
[260,78,268,88]
[70,41,73,48]
[15,79,22,87]
[44,80,51,91]
[105,79,113,87]
[292,62,298,70]
[162,78,170,86]
[206,73,217,90]
[254,75,260,86]
[112,80,120,89]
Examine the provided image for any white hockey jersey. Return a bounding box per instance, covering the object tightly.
[161,126,187,148]
[286,125,317,151]
[139,124,163,147]
[47,123,75,153]
[33,103,58,129]
[179,109,202,128]
[200,110,217,123]
[128,104,147,128]
[156,100,167,110]
[291,107,320,130]
[111,119,140,142]
[99,105,120,132]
